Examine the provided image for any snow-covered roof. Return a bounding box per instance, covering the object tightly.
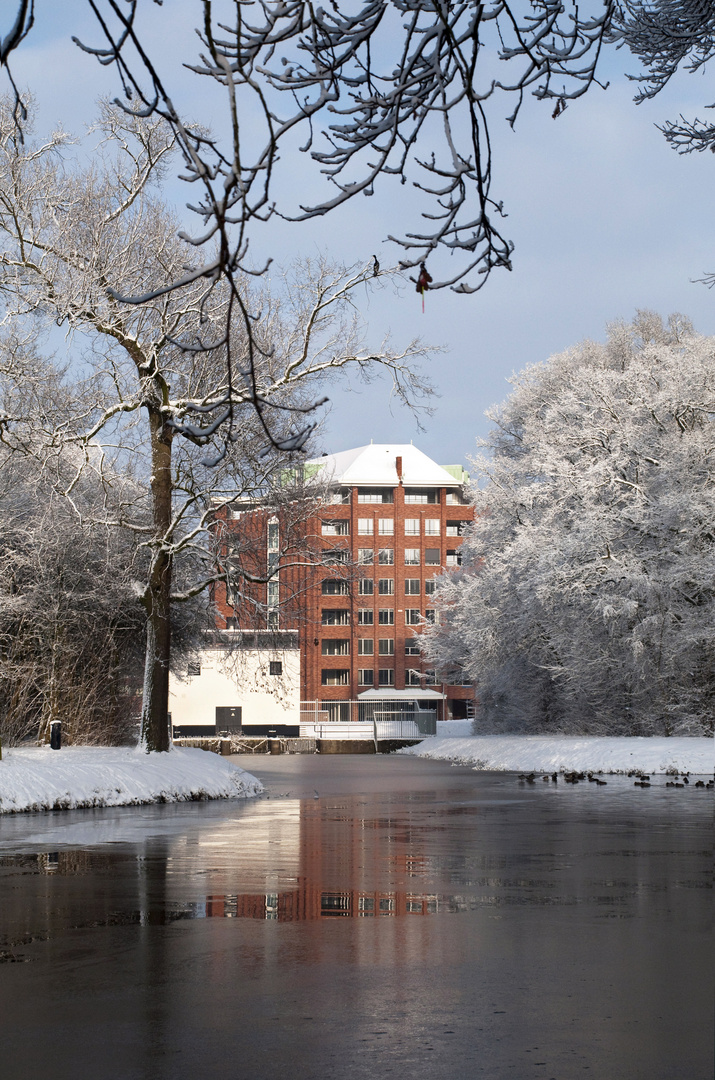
[305,444,462,488]
[357,687,445,700]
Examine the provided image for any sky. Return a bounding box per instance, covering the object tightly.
[7,1,715,473]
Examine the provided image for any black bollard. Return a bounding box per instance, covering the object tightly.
[50,720,62,750]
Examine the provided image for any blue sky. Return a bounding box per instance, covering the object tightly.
[8,1,715,470]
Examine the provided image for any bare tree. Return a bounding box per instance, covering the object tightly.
[0,100,432,751]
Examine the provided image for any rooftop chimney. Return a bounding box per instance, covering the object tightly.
[395,455,403,484]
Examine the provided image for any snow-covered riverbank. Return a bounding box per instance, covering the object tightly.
[402,733,714,775]
[0,746,263,814]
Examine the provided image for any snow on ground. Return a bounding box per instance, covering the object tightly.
[402,735,715,775]
[0,745,263,814]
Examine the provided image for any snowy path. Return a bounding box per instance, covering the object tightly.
[402,734,715,774]
[0,745,262,814]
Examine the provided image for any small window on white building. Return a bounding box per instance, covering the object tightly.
[187,661,201,677]
[269,660,283,675]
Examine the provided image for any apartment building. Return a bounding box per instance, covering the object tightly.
[214,443,475,726]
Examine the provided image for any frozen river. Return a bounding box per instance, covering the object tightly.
[0,755,712,1079]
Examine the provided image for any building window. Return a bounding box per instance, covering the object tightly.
[404,518,420,535]
[424,579,437,595]
[425,609,437,624]
[446,550,462,567]
[324,548,349,564]
[226,617,239,630]
[378,638,395,656]
[321,669,350,686]
[378,519,394,535]
[358,578,374,595]
[405,609,421,625]
[404,489,439,504]
[378,609,394,626]
[269,660,283,675]
[424,669,438,685]
[446,520,468,536]
[378,578,394,595]
[378,548,394,565]
[358,609,374,626]
[425,548,441,565]
[322,639,350,656]
[424,518,440,535]
[323,578,349,595]
[378,668,395,686]
[267,580,279,606]
[445,491,467,505]
[358,669,374,686]
[322,609,350,626]
[358,518,373,535]
[187,661,201,677]
[267,551,280,573]
[406,669,422,685]
[358,548,374,565]
[405,638,421,655]
[358,489,393,504]
[267,610,279,629]
[358,639,374,656]
[405,579,420,595]
[267,521,280,551]
[322,520,350,536]
[405,548,420,565]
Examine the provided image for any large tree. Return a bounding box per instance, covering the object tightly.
[424,312,715,736]
[0,101,430,750]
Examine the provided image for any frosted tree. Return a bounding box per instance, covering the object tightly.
[424,312,715,736]
[0,100,431,751]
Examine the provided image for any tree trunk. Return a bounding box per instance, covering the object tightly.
[141,408,174,752]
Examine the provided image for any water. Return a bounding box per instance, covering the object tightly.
[0,756,712,1079]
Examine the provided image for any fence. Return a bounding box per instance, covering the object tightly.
[299,700,437,740]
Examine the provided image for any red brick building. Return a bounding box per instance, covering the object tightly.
[214,443,475,727]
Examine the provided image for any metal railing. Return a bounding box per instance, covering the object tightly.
[299,700,437,740]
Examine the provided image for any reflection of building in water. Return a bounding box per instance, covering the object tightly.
[176,796,439,922]
[200,886,438,921]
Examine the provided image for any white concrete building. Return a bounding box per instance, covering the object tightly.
[169,632,301,738]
